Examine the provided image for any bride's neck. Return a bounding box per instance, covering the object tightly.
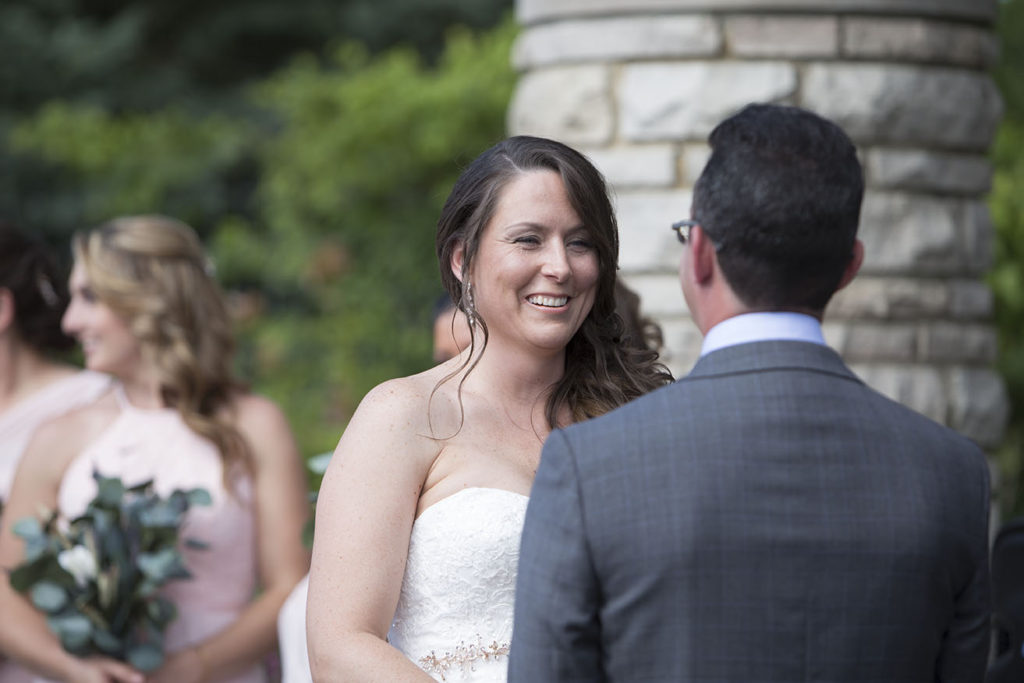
[462,337,564,412]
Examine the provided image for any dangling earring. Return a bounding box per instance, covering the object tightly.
[464,281,476,327]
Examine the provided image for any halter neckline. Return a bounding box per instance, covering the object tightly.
[113,383,174,415]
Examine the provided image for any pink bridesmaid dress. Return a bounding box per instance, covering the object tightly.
[29,384,264,683]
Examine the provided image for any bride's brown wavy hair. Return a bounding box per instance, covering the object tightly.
[72,216,251,484]
[436,136,673,428]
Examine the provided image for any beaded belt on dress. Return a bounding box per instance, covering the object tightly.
[417,636,510,681]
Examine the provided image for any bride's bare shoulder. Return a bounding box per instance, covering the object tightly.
[339,368,452,447]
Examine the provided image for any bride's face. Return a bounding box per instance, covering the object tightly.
[465,170,599,355]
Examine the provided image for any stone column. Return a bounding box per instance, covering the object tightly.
[509,0,1008,448]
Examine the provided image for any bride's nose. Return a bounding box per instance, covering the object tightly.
[540,244,571,281]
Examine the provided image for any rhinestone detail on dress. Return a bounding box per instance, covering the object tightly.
[418,637,510,681]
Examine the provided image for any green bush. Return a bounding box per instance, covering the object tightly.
[989,0,1024,517]
[9,18,517,474]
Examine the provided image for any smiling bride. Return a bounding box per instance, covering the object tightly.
[306,136,672,682]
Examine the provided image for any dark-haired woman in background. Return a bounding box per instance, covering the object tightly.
[307,136,672,681]
[0,222,110,510]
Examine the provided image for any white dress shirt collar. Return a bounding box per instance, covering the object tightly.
[700,312,826,357]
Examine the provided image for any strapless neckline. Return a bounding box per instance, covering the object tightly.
[391,486,529,681]
[417,487,529,522]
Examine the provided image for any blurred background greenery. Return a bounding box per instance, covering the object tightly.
[990,0,1024,517]
[0,0,515,491]
[2,0,1023,515]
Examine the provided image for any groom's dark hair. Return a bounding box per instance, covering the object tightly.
[692,103,864,314]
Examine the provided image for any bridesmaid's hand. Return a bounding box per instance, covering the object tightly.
[66,656,145,683]
[144,647,205,683]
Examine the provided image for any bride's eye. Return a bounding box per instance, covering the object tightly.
[567,237,594,253]
[513,235,541,247]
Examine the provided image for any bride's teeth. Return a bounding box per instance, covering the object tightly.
[528,295,568,307]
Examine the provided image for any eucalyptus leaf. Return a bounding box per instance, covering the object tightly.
[138,547,192,583]
[184,537,209,550]
[185,488,212,506]
[146,596,178,628]
[138,502,181,528]
[94,475,125,507]
[12,517,43,540]
[47,613,92,651]
[126,643,164,672]
[30,581,68,613]
[91,629,122,655]
[9,560,46,593]
[23,536,49,562]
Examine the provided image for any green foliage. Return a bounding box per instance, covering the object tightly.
[241,20,518,441]
[6,18,517,466]
[10,103,257,232]
[990,0,1024,516]
[10,472,210,671]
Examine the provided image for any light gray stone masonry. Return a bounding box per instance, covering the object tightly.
[518,0,996,24]
[919,322,998,364]
[725,16,837,58]
[802,64,1003,150]
[850,363,947,424]
[583,145,678,189]
[842,17,999,68]
[620,62,797,141]
[858,192,963,276]
[508,66,612,146]
[828,277,992,321]
[950,368,1011,447]
[614,189,693,272]
[513,16,721,69]
[866,149,992,196]
[511,0,1006,447]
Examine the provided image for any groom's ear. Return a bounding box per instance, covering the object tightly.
[690,226,717,285]
[0,288,13,333]
[450,241,467,283]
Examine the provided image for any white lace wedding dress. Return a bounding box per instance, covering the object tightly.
[388,487,529,682]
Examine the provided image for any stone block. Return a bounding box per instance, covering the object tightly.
[681,143,711,184]
[615,189,693,271]
[858,192,962,276]
[918,322,998,363]
[821,321,848,351]
[849,363,947,423]
[802,63,1003,151]
[618,272,687,317]
[949,280,993,319]
[827,276,950,320]
[949,367,1009,448]
[517,1,997,26]
[658,316,703,377]
[583,145,678,189]
[866,148,992,195]
[725,15,838,58]
[513,15,721,69]
[508,66,613,145]
[962,201,994,274]
[837,322,917,362]
[620,61,796,142]
[842,17,999,68]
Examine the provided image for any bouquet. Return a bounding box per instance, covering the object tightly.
[9,471,210,672]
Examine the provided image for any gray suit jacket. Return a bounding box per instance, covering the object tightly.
[510,340,991,682]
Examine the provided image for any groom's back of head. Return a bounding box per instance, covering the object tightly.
[692,103,864,314]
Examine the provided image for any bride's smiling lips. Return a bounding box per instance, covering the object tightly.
[526,294,571,309]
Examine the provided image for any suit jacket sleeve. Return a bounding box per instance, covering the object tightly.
[509,428,604,682]
[936,454,992,682]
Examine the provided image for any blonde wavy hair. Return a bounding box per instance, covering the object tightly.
[72,216,251,482]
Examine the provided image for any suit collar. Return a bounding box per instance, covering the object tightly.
[686,339,862,384]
